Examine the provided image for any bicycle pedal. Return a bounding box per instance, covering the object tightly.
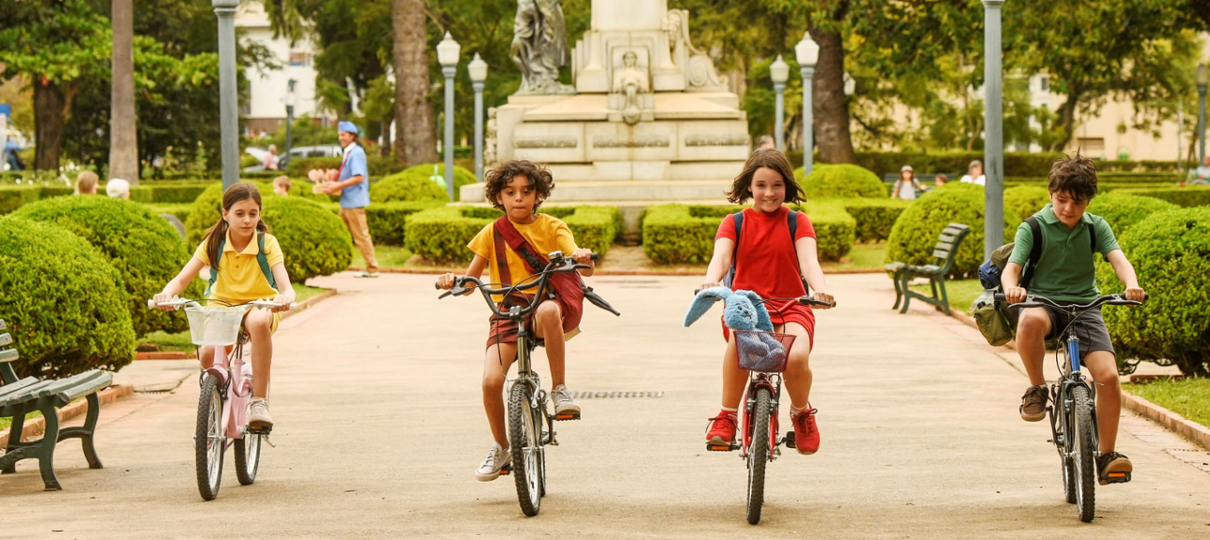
[555,412,581,421]
[706,443,737,452]
[1100,471,1130,485]
[499,463,512,476]
[784,431,796,449]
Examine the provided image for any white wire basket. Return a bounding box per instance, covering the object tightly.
[184,306,246,346]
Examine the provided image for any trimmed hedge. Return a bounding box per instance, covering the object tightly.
[641,202,855,264]
[839,198,911,242]
[1086,192,1178,237]
[13,196,202,337]
[185,182,325,245]
[0,185,44,214]
[371,171,449,203]
[1113,186,1210,207]
[402,164,476,202]
[795,163,884,199]
[851,152,1180,179]
[1004,186,1050,222]
[1095,208,1210,376]
[321,200,444,246]
[885,183,1019,279]
[0,217,135,378]
[147,202,193,225]
[404,205,622,263]
[261,196,353,283]
[284,153,410,178]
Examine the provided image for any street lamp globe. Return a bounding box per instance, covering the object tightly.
[437,32,461,68]
[284,78,296,109]
[468,53,488,83]
[795,32,819,68]
[1197,64,1209,88]
[770,55,789,84]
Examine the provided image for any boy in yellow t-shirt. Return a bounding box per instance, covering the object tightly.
[437,160,594,482]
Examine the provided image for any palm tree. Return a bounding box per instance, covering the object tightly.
[392,0,438,165]
[109,0,138,182]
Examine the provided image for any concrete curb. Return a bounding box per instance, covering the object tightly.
[945,307,1209,451]
[0,384,134,443]
[133,288,338,361]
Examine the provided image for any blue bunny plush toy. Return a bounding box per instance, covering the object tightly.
[684,286,787,371]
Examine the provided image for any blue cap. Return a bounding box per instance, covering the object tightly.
[337,121,359,135]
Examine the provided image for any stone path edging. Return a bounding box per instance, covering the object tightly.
[946,306,1210,451]
[133,288,338,361]
[0,384,134,443]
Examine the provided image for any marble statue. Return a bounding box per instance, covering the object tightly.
[611,51,649,125]
[510,0,575,94]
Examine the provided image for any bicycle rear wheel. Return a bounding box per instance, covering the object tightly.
[234,432,261,486]
[508,383,543,517]
[1071,384,1096,522]
[746,387,772,525]
[195,374,225,501]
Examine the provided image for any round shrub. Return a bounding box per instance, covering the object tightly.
[12,196,201,336]
[0,217,135,378]
[185,181,323,245]
[403,163,476,201]
[885,182,1019,279]
[796,164,884,199]
[261,196,352,283]
[370,171,449,203]
[1004,185,1050,221]
[1095,207,1210,376]
[1086,191,1177,237]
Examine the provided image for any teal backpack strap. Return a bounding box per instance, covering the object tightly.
[205,236,225,297]
[257,233,278,290]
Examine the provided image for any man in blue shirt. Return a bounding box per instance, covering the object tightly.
[319,121,378,277]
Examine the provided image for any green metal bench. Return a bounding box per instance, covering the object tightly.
[885,223,971,316]
[0,319,112,490]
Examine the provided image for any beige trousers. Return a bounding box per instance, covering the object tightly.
[340,207,378,272]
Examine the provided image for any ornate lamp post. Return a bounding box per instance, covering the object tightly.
[437,32,461,201]
[983,0,1006,258]
[770,55,789,152]
[283,78,296,169]
[1198,64,1208,163]
[468,53,488,183]
[795,33,819,175]
[214,0,240,190]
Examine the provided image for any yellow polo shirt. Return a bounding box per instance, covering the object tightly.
[468,215,578,303]
[193,231,284,303]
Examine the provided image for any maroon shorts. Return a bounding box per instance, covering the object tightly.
[485,294,561,349]
[721,300,816,351]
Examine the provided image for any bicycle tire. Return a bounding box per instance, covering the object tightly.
[234,432,261,486]
[196,374,225,501]
[746,388,771,525]
[1072,384,1096,522]
[1052,401,1077,504]
[508,383,542,517]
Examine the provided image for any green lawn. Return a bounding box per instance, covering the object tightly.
[821,242,887,272]
[1124,377,1210,429]
[351,245,415,269]
[910,278,984,313]
[138,284,330,352]
[0,409,42,431]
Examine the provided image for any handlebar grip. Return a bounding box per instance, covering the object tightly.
[147,298,157,308]
[590,253,599,261]
[434,281,441,290]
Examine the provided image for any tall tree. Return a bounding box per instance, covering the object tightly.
[807,1,856,163]
[110,0,139,182]
[393,0,437,164]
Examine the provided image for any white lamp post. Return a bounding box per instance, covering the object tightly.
[468,53,488,183]
[283,78,296,169]
[984,0,1006,257]
[770,55,789,152]
[213,0,240,189]
[437,32,461,201]
[795,33,819,175]
[1198,64,1209,162]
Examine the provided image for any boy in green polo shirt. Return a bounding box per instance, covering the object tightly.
[1001,154,1147,484]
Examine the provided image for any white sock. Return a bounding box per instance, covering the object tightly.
[720,406,738,414]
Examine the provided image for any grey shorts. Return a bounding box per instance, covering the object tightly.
[1042,304,1115,361]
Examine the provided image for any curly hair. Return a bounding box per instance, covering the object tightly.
[726,147,804,204]
[484,160,555,212]
[1048,151,1099,203]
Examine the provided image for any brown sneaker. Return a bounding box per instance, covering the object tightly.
[1097,452,1132,484]
[1019,385,1048,422]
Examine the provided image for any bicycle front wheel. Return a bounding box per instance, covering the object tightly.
[1071,384,1096,522]
[508,383,543,517]
[746,387,772,525]
[195,374,225,501]
[234,432,261,486]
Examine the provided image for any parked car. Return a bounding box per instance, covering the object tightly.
[243,144,342,172]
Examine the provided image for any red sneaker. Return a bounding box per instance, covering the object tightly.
[705,410,738,448]
[790,407,820,455]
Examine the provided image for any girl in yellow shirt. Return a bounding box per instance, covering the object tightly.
[154,183,296,429]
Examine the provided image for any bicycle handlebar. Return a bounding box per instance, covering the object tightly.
[993,292,1147,311]
[147,297,290,311]
[435,252,617,319]
[690,290,837,309]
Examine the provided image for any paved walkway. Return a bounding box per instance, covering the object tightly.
[5,273,1209,538]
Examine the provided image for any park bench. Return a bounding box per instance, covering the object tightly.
[0,319,112,490]
[885,223,971,316]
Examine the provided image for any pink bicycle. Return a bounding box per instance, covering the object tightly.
[147,296,285,500]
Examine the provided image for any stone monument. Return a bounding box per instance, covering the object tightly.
[465,0,750,204]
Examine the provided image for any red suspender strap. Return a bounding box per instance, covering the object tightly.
[492,216,585,332]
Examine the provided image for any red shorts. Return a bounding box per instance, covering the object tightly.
[485,295,561,349]
[721,300,816,351]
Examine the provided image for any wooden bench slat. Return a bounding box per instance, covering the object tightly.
[0,348,18,363]
[0,379,57,407]
[938,233,956,243]
[931,249,951,259]
[0,319,6,331]
[934,241,954,251]
[41,371,112,404]
[36,370,109,398]
[0,334,10,347]
[0,376,43,399]
[942,228,968,236]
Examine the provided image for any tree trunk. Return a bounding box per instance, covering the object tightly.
[109,0,139,183]
[381,114,394,156]
[393,0,438,165]
[808,22,856,164]
[33,78,70,171]
[1054,90,1081,152]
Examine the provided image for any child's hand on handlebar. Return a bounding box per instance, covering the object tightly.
[697,281,722,294]
[811,291,835,309]
[436,272,457,290]
[1123,286,1146,302]
[272,293,295,313]
[1005,286,1027,304]
[152,292,178,311]
[572,248,594,264]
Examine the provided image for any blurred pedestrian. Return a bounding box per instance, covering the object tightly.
[891,165,924,200]
[263,144,280,171]
[935,173,949,188]
[317,121,378,277]
[272,175,291,196]
[75,171,99,195]
[960,160,986,186]
[106,178,131,199]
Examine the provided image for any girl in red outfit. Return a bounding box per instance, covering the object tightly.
[697,148,835,455]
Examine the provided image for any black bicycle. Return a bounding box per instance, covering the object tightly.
[997,292,1144,523]
[436,251,619,516]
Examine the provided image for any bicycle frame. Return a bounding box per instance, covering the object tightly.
[741,373,782,461]
[508,310,555,447]
[197,336,257,442]
[1047,310,1099,464]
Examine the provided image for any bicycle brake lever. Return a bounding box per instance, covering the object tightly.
[438,290,453,299]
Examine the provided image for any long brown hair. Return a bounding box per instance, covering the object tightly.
[204,182,269,268]
[726,147,804,204]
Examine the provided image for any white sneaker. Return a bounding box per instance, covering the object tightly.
[248,398,273,430]
[552,384,581,419]
[475,443,511,482]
